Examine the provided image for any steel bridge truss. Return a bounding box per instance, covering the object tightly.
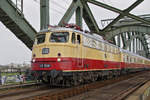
[1,0,150,58]
[58,0,150,58]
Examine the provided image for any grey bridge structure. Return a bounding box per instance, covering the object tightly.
[0,0,150,58]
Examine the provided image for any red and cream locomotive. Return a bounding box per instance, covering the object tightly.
[31,25,150,86]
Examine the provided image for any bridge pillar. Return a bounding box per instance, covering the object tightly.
[136,38,138,53]
[117,34,121,47]
[40,0,49,30]
[127,32,131,51]
[76,7,83,28]
[133,33,135,53]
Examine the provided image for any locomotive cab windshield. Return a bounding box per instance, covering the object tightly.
[50,32,69,43]
[34,31,70,45]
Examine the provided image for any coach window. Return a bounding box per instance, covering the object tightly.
[123,55,125,62]
[98,42,101,50]
[72,33,76,44]
[127,56,129,63]
[108,45,110,52]
[124,55,126,62]
[107,45,110,52]
[111,46,113,53]
[132,57,133,63]
[101,43,105,50]
[77,35,81,44]
[142,60,144,64]
[115,48,117,54]
[124,55,127,62]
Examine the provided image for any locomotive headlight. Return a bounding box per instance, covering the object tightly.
[32,59,35,63]
[57,58,61,62]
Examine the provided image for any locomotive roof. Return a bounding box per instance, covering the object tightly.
[40,27,104,40]
[39,27,150,61]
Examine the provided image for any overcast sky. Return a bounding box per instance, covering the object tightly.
[0,0,150,65]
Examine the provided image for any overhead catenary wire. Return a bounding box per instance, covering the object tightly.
[32,0,64,15]
[64,0,70,4]
[60,0,70,7]
[51,0,67,11]
[32,0,88,28]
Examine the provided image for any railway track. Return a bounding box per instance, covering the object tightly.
[1,71,150,100]
[65,71,150,100]
[1,71,147,100]
[0,83,41,91]
[0,84,58,100]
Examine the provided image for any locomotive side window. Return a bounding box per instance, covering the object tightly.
[102,43,105,50]
[50,32,69,43]
[111,46,113,53]
[72,33,76,44]
[36,34,46,44]
[124,55,126,62]
[77,35,81,44]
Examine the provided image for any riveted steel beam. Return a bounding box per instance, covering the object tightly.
[117,34,121,47]
[40,0,49,30]
[59,0,83,27]
[119,32,149,57]
[59,0,78,26]
[80,0,100,33]
[121,33,127,49]
[0,0,37,49]
[105,25,150,40]
[76,7,83,27]
[103,0,144,31]
[139,37,149,57]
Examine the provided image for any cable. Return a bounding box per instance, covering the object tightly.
[51,0,66,11]
[33,0,40,4]
[106,0,114,6]
[63,0,70,5]
[32,0,64,15]
[50,7,64,15]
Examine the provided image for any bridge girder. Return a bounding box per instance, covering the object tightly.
[37,0,150,58]
[0,0,37,49]
[105,25,150,40]
[112,31,150,57]
[1,0,150,58]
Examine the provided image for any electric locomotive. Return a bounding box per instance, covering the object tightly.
[31,25,150,86]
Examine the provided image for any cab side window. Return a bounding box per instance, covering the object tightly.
[72,33,76,44]
[77,35,81,44]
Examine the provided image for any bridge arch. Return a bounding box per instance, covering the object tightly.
[105,25,150,57]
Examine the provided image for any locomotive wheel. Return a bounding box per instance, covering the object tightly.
[42,79,49,84]
[65,80,72,87]
[72,74,80,86]
[42,76,50,84]
[72,79,79,86]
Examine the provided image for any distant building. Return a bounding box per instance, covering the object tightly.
[0,63,31,73]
